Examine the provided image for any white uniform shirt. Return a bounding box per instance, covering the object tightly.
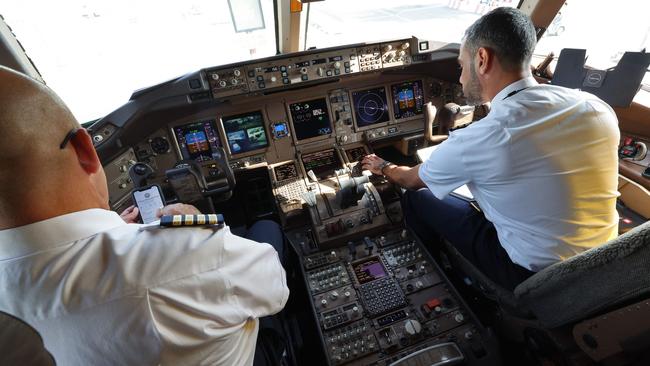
[0,209,289,365]
[419,77,620,271]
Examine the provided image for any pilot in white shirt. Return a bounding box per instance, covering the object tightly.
[0,66,288,365]
[362,8,619,290]
[0,209,289,366]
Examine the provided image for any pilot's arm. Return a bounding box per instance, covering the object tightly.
[361,154,426,190]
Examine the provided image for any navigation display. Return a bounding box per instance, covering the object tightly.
[289,98,333,141]
[353,257,388,284]
[301,149,342,180]
[352,87,390,128]
[222,111,269,155]
[173,120,221,162]
[391,80,424,120]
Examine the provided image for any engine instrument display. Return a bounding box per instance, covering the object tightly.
[391,80,424,120]
[222,111,269,155]
[352,86,390,128]
[274,162,299,182]
[289,98,333,141]
[173,120,221,162]
[352,256,388,284]
[301,149,342,180]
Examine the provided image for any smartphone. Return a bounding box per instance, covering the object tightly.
[131,185,166,224]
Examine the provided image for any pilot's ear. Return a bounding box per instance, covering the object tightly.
[69,129,101,175]
[476,47,491,75]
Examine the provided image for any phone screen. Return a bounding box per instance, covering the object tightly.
[132,186,165,224]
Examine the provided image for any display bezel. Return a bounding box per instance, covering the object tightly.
[390,79,425,122]
[170,119,223,163]
[220,110,270,157]
[349,85,392,132]
[287,96,334,145]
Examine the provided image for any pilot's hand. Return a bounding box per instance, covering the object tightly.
[120,205,140,224]
[156,203,202,217]
[361,154,388,176]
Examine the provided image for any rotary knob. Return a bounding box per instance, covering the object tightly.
[330,291,339,300]
[398,50,406,58]
[300,67,308,75]
[401,42,410,50]
[404,319,422,336]
[233,69,241,76]
[230,78,239,85]
[218,80,227,87]
[211,73,219,80]
[383,44,393,53]
[334,61,341,69]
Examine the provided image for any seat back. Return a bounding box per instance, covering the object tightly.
[514,221,650,328]
[0,311,55,365]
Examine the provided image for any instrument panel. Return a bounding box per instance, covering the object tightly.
[99,36,464,219]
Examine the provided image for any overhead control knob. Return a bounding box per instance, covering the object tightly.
[233,69,241,76]
[218,80,227,87]
[398,50,406,58]
[211,73,219,80]
[334,61,341,69]
[404,319,422,336]
[330,291,339,300]
[384,44,393,53]
[300,67,308,75]
[231,78,239,85]
[401,42,410,50]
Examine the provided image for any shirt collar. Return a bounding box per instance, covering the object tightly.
[491,76,538,106]
[0,209,127,259]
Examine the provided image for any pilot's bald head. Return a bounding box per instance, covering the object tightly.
[0,66,109,228]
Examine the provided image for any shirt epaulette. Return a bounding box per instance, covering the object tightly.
[160,214,224,227]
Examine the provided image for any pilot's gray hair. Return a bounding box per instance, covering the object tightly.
[463,7,537,71]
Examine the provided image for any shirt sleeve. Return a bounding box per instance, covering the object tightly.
[418,132,471,199]
[141,226,289,362]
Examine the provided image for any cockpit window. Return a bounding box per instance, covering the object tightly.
[535,1,650,87]
[305,0,516,49]
[2,0,277,123]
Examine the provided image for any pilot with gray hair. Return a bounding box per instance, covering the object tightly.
[363,7,619,290]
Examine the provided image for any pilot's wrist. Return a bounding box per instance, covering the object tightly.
[378,161,394,176]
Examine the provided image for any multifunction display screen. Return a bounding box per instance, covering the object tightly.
[391,80,424,120]
[353,257,388,284]
[301,149,342,180]
[274,163,299,182]
[222,111,269,155]
[173,120,221,162]
[289,98,333,141]
[352,87,390,128]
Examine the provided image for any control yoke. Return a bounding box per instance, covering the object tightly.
[165,147,236,203]
[424,102,489,144]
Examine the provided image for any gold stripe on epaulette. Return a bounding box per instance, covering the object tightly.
[172,215,182,226]
[208,214,218,225]
[184,215,194,225]
[197,215,206,225]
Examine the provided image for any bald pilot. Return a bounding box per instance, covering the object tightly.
[0,65,289,365]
